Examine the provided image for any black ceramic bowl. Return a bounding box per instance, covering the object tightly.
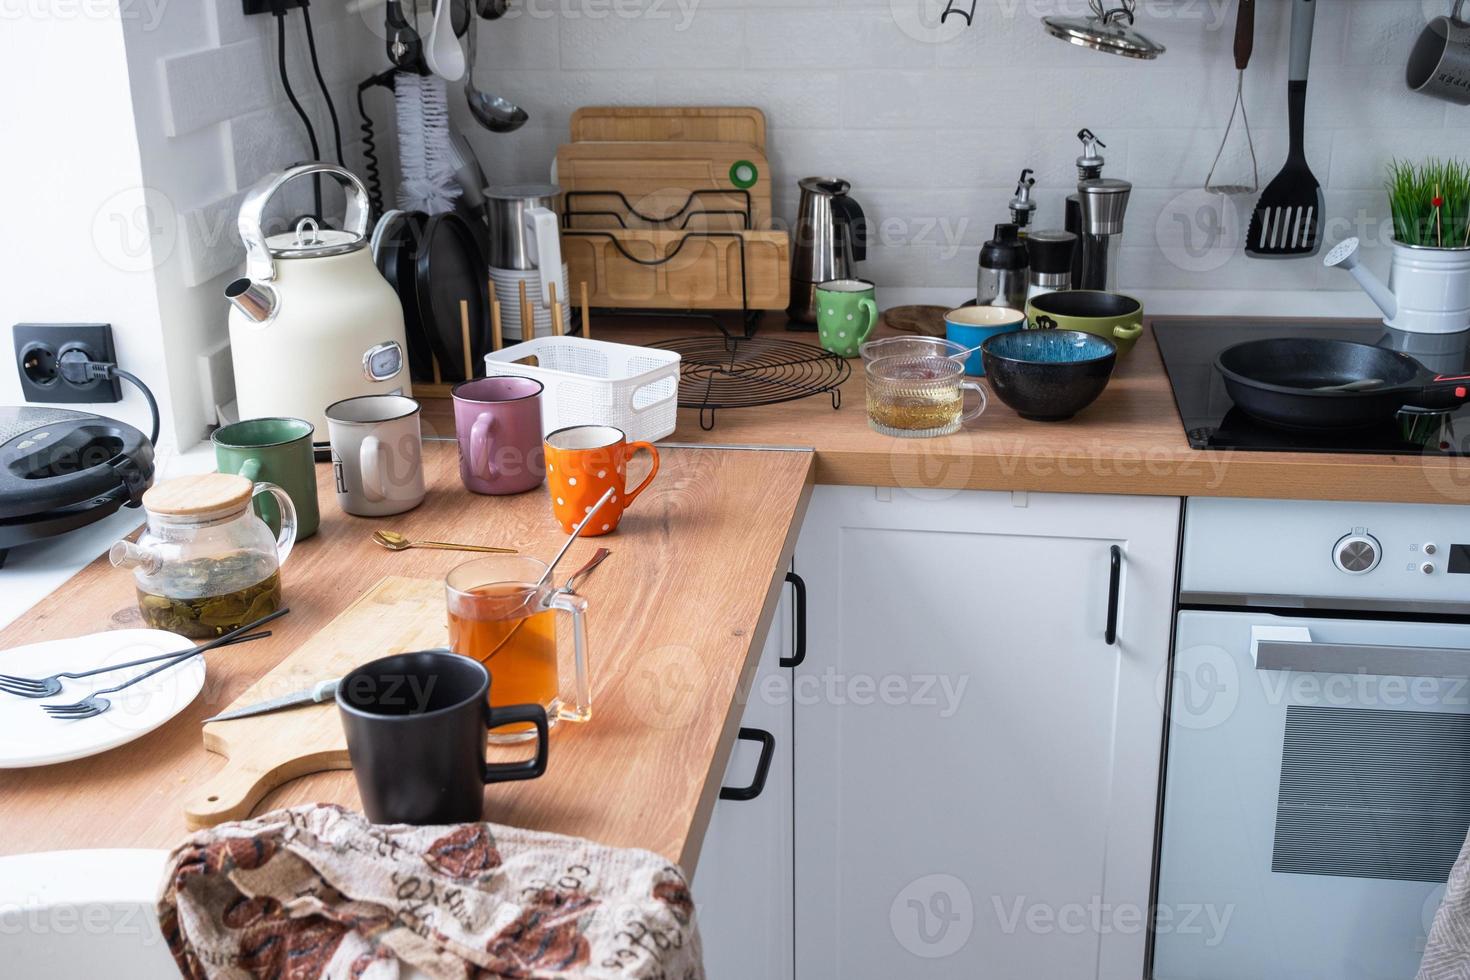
[980,329,1118,421]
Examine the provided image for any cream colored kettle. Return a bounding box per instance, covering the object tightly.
[225,163,407,439]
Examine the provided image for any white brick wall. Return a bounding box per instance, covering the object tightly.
[459,0,1470,310]
[122,0,383,442]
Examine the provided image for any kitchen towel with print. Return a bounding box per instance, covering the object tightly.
[157,804,704,980]
[1422,827,1470,979]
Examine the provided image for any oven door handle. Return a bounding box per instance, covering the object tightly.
[1254,636,1470,679]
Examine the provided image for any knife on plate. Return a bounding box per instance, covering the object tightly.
[203,677,341,724]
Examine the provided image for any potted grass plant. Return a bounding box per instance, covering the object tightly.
[1387,158,1470,248]
[1325,157,1470,335]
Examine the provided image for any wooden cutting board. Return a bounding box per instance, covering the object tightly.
[562,229,790,310]
[569,106,766,149]
[556,141,773,231]
[186,576,447,829]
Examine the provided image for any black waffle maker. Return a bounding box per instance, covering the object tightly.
[0,406,154,566]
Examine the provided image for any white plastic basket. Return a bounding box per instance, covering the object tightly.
[483,336,681,443]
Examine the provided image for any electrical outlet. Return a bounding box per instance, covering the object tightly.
[13,323,122,404]
[242,0,305,14]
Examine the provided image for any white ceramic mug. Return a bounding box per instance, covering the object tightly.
[325,395,426,517]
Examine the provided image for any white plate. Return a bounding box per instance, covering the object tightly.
[0,629,204,768]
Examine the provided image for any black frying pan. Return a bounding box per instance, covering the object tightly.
[1216,337,1470,430]
[416,211,490,383]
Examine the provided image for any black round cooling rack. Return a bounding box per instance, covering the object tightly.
[649,336,851,430]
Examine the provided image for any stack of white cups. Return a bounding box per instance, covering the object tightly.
[490,263,571,340]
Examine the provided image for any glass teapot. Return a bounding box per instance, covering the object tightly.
[111,473,296,639]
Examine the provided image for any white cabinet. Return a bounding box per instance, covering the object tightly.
[695,568,797,980]
[793,487,1179,980]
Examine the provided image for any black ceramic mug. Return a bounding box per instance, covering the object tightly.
[338,650,549,825]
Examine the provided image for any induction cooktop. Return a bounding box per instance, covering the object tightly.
[1152,318,1470,456]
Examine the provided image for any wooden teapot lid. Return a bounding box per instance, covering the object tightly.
[143,473,252,517]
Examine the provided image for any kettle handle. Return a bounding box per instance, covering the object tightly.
[238,163,372,284]
[832,195,867,263]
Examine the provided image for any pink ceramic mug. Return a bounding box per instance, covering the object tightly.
[451,377,546,495]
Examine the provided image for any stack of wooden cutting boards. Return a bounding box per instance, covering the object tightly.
[556,106,789,312]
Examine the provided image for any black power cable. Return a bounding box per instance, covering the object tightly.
[57,354,161,448]
[300,1,345,168]
[273,1,322,218]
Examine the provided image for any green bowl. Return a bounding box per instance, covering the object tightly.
[1026,290,1144,357]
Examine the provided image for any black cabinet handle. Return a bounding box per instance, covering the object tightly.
[779,571,807,669]
[719,727,775,801]
[1105,545,1122,646]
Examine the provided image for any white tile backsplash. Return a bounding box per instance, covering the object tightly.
[462,0,1470,298]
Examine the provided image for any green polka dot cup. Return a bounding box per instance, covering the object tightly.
[815,278,879,358]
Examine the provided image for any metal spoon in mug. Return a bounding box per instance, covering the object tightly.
[477,547,612,663]
[559,547,611,595]
[947,343,985,363]
[535,487,616,592]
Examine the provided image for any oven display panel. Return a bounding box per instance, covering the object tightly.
[1450,545,1470,574]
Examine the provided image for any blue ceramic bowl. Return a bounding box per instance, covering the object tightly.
[944,306,1026,376]
[980,329,1117,421]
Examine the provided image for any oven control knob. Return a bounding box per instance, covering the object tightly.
[1333,534,1381,574]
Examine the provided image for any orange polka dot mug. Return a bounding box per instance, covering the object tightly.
[543,425,660,536]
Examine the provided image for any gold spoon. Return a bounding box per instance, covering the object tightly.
[372,530,517,554]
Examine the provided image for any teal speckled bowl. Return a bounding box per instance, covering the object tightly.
[980,329,1117,421]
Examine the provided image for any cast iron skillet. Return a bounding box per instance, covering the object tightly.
[1216,337,1470,430]
[416,211,491,383]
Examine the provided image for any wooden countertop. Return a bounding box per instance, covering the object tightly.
[0,441,813,872]
[421,317,1463,505]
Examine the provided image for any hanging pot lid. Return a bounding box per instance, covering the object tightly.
[1043,0,1165,60]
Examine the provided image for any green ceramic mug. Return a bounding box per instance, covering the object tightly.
[213,417,321,539]
[815,278,879,358]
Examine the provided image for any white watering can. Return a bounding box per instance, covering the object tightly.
[1324,237,1470,335]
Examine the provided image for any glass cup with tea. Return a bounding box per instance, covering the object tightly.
[865,354,988,438]
[445,555,590,742]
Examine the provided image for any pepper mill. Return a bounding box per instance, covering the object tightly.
[1076,178,1132,292]
[1024,230,1078,302]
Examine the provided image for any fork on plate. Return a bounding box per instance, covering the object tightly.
[0,630,270,699]
[41,608,289,721]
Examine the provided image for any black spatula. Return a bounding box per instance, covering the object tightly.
[1246,0,1322,258]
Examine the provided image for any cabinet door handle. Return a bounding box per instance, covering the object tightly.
[719,727,775,802]
[779,571,807,669]
[1105,545,1122,646]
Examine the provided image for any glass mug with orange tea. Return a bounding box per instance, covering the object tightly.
[543,424,659,537]
[446,555,590,742]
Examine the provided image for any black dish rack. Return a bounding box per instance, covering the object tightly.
[561,188,764,339]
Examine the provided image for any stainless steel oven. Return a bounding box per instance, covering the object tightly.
[1154,498,1470,979]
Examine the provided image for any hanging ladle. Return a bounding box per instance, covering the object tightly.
[463,12,529,133]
